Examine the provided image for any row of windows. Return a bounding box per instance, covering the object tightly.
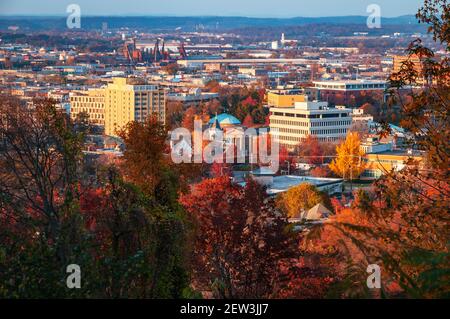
[135,101,165,106]
[71,108,104,114]
[135,93,165,97]
[108,99,132,103]
[278,128,309,135]
[361,169,383,178]
[271,119,351,128]
[311,120,351,127]
[364,158,403,165]
[271,112,349,118]
[134,98,165,103]
[134,111,165,116]
[276,128,347,137]
[315,83,386,90]
[70,97,104,103]
[319,137,342,142]
[71,113,104,120]
[272,112,311,118]
[71,104,104,110]
[279,136,306,142]
[311,128,348,135]
[279,135,343,144]
[271,119,309,126]
[134,107,165,112]
[323,113,349,118]
[84,114,104,120]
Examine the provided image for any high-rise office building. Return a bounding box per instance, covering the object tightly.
[104,78,166,136]
[269,100,352,149]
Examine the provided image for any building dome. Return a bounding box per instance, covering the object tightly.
[208,113,241,127]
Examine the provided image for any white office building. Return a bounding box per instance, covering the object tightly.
[269,100,352,149]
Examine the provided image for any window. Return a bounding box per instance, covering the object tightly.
[322,113,339,118]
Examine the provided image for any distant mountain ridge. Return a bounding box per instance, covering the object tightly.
[0,15,420,32]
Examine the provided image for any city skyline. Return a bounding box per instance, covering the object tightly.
[0,0,422,18]
[0,0,447,306]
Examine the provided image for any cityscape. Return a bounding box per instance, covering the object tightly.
[0,0,448,308]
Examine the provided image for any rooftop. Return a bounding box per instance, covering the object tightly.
[366,149,424,157]
[313,79,387,85]
[266,176,343,196]
[208,113,241,126]
[242,173,343,196]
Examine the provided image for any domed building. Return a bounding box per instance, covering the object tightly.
[208,113,241,129]
[206,113,245,159]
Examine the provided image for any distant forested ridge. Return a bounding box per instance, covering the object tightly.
[0,15,421,32]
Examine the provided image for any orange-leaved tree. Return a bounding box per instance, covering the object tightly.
[118,115,168,198]
[276,183,332,219]
[329,132,366,181]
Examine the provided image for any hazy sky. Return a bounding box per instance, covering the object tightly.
[0,0,423,17]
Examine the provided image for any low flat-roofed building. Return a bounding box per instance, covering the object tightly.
[167,88,219,106]
[245,169,343,196]
[361,149,424,180]
[312,80,387,92]
[311,80,388,107]
[265,175,343,196]
[238,67,268,77]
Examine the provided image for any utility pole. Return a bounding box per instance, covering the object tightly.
[350,163,353,193]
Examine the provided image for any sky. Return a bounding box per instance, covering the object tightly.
[0,0,423,18]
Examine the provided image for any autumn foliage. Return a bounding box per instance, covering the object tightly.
[180,177,296,298]
[276,184,332,219]
[330,132,366,180]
